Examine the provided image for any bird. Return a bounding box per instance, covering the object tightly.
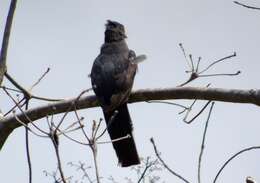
[90,20,140,167]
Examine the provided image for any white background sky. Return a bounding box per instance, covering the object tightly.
[1,0,260,182]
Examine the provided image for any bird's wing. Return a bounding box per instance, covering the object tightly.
[91,52,137,108]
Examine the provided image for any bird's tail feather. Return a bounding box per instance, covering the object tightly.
[103,103,140,167]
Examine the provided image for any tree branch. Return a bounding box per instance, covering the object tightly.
[234,1,260,10]
[0,0,17,85]
[1,86,260,150]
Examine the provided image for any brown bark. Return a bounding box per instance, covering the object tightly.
[1,86,260,150]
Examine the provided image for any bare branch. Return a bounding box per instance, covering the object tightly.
[29,67,50,91]
[213,146,260,183]
[150,138,190,183]
[179,43,192,70]
[1,87,260,150]
[97,134,130,145]
[0,0,17,85]
[146,100,188,110]
[91,143,100,183]
[14,114,48,138]
[178,45,238,87]
[25,126,32,183]
[55,89,90,132]
[2,87,48,135]
[5,72,31,99]
[24,101,32,183]
[50,128,67,183]
[198,102,215,183]
[183,100,211,124]
[198,52,236,74]
[199,71,241,77]
[96,111,118,140]
[68,161,93,183]
[234,1,260,10]
[73,107,90,142]
[5,73,63,102]
[137,157,160,183]
[4,97,26,116]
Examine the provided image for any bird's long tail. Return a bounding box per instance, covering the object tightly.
[103,103,140,167]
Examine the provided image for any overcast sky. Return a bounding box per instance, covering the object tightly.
[1,0,260,182]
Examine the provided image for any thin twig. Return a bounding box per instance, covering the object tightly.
[60,118,84,134]
[213,146,260,183]
[199,71,241,77]
[68,162,93,183]
[93,118,103,139]
[198,102,215,183]
[31,95,63,102]
[46,116,89,146]
[4,97,26,116]
[5,72,31,99]
[96,110,118,140]
[97,134,130,145]
[150,138,190,183]
[29,67,50,91]
[178,46,238,87]
[189,54,194,71]
[14,114,48,138]
[3,87,48,135]
[0,85,20,92]
[146,100,188,110]
[3,88,47,135]
[178,73,199,87]
[55,126,89,146]
[43,168,61,183]
[25,126,32,183]
[89,120,100,183]
[1,83,63,102]
[195,57,201,72]
[73,106,90,142]
[55,89,91,132]
[234,1,260,10]
[59,130,89,146]
[198,52,236,74]
[179,43,192,70]
[50,130,67,183]
[24,100,33,183]
[88,137,100,183]
[137,157,158,183]
[183,100,212,124]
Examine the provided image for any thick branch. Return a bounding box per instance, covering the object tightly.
[1,86,260,150]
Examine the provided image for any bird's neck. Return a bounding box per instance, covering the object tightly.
[101,40,129,54]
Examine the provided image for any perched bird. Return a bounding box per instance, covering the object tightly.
[90,20,140,167]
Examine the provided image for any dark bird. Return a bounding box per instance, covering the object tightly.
[90,20,140,167]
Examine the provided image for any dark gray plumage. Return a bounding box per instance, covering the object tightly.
[90,20,140,167]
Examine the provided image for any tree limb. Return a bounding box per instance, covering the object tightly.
[1,86,260,150]
[234,1,260,10]
[0,0,17,85]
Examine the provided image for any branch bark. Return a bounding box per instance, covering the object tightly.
[1,86,260,150]
[0,0,17,85]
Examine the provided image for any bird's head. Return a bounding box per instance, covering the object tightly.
[105,20,127,43]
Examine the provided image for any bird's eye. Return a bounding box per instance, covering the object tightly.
[110,22,117,27]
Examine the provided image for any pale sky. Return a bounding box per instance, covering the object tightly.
[1,0,260,182]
